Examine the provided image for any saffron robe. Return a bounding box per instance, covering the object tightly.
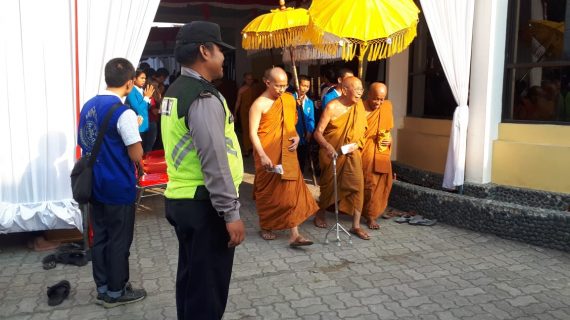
[253,93,318,230]
[362,101,394,220]
[237,85,259,152]
[318,100,367,215]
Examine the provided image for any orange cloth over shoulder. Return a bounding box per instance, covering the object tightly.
[362,100,394,220]
[237,85,262,152]
[253,93,318,230]
[318,100,367,215]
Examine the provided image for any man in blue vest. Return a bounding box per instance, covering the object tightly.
[161,21,245,319]
[77,58,145,308]
[294,74,316,174]
[321,67,354,109]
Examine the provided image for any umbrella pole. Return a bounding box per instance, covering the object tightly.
[358,58,364,79]
[289,46,300,93]
[358,43,369,79]
[270,48,276,67]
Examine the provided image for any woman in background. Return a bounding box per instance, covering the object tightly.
[126,69,155,153]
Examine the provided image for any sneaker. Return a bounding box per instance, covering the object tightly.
[95,292,107,305]
[102,285,146,309]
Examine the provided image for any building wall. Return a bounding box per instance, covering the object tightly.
[492,123,570,194]
[396,117,451,174]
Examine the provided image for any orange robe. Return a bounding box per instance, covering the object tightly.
[237,85,258,152]
[253,93,318,230]
[318,100,367,215]
[362,101,394,220]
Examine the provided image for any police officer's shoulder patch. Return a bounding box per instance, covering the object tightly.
[161,97,176,116]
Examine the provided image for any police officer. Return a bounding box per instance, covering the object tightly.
[160,21,245,320]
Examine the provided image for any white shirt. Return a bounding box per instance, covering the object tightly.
[100,90,142,146]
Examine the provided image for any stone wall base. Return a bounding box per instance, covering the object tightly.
[389,162,570,252]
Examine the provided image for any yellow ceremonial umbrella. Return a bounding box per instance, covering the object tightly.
[528,20,565,59]
[241,0,313,90]
[307,0,420,78]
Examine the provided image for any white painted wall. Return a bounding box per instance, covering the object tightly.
[465,0,509,184]
[385,49,410,161]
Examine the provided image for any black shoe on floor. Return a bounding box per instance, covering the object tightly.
[103,286,146,309]
[47,280,70,306]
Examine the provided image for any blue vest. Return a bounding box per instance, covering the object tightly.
[78,95,136,204]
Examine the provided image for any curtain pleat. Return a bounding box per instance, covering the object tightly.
[419,0,474,189]
[0,0,160,233]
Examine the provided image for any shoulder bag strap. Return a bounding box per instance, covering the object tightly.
[87,102,123,167]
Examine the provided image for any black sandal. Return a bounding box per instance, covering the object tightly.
[47,280,70,306]
[42,254,57,270]
[56,250,88,267]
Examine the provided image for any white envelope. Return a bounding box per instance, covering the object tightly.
[340,143,357,155]
[266,164,284,175]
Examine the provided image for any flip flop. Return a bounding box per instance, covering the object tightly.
[289,236,314,247]
[313,215,328,228]
[47,280,70,306]
[349,227,370,240]
[42,254,57,270]
[394,215,413,223]
[56,250,88,267]
[408,216,437,226]
[365,218,380,230]
[259,230,276,240]
[381,208,396,219]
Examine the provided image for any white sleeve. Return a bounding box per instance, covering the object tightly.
[117,109,142,146]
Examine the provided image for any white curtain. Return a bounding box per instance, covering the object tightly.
[419,0,474,190]
[0,0,159,233]
[77,0,161,104]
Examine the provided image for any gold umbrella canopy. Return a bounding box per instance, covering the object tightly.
[241,0,313,90]
[308,0,420,78]
[528,20,565,59]
[241,0,310,50]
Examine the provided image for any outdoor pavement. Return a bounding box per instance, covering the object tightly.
[2,157,570,320]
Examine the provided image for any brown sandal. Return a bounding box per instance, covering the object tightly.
[365,218,380,230]
[289,236,314,247]
[313,212,328,228]
[349,227,370,240]
[259,230,276,240]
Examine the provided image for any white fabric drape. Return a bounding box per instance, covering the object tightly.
[419,0,474,189]
[0,0,159,233]
[77,0,161,104]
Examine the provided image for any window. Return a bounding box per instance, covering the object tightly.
[407,4,456,119]
[503,0,570,123]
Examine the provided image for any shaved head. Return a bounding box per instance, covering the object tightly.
[369,82,387,96]
[341,76,362,90]
[264,67,287,83]
[264,67,288,98]
[366,82,388,110]
[340,76,364,103]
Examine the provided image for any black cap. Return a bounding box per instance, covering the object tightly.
[175,21,235,51]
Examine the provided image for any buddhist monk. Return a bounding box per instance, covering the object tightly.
[249,67,318,247]
[313,76,370,240]
[362,82,394,229]
[234,72,261,156]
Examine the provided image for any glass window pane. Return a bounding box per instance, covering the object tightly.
[510,0,568,64]
[505,66,570,122]
[407,3,456,119]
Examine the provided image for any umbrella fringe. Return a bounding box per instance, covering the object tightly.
[308,19,418,62]
[242,27,310,50]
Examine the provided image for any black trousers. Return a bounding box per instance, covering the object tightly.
[90,201,135,293]
[165,198,235,320]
